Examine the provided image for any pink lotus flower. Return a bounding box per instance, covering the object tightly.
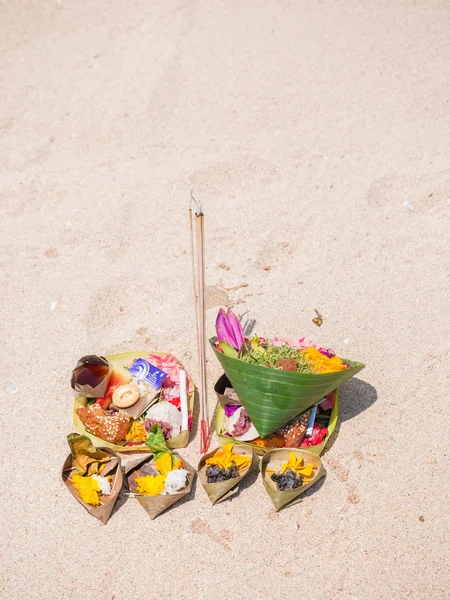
[215,308,245,350]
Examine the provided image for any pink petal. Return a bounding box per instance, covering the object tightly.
[226,309,245,350]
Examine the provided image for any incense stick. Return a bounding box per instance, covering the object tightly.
[199,212,210,452]
[189,208,199,311]
[195,211,207,453]
[189,207,202,401]
[189,199,210,453]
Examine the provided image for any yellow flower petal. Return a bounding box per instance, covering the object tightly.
[155,452,173,477]
[72,473,102,506]
[173,458,182,470]
[302,347,348,373]
[125,422,147,443]
[205,444,250,472]
[233,455,251,471]
[280,453,315,479]
[297,465,315,477]
[135,475,166,496]
[221,443,235,455]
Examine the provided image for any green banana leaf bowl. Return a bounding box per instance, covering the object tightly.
[210,337,365,438]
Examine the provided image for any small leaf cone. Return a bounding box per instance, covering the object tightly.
[61,448,123,525]
[130,453,196,520]
[261,449,325,511]
[198,445,254,505]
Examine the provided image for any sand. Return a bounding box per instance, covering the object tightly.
[1,1,449,599]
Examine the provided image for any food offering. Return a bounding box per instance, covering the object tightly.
[62,434,123,524]
[261,449,325,511]
[73,351,194,451]
[215,375,338,456]
[212,308,364,437]
[126,425,196,519]
[198,443,254,504]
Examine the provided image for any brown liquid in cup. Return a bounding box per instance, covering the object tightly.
[73,358,110,389]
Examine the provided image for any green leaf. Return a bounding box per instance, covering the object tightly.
[218,341,238,358]
[251,336,260,350]
[146,424,170,460]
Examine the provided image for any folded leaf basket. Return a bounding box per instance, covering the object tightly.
[73,351,195,452]
[210,338,365,438]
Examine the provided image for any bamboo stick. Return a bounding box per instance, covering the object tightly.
[195,212,207,453]
[199,212,210,452]
[189,201,210,453]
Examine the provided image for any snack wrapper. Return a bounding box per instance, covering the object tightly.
[128,358,167,390]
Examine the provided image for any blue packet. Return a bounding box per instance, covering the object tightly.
[128,358,168,390]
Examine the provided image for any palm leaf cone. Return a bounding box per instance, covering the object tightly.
[211,338,365,437]
[261,449,325,511]
[198,445,254,504]
[73,351,195,451]
[127,452,196,520]
[61,448,123,525]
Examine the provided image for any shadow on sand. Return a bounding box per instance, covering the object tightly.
[322,377,377,455]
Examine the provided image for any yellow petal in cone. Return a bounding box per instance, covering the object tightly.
[280,451,315,479]
[154,453,173,477]
[281,452,303,473]
[135,475,166,496]
[297,465,315,478]
[199,445,254,505]
[205,443,251,473]
[232,454,251,471]
[72,473,101,506]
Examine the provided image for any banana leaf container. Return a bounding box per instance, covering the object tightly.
[62,447,123,525]
[261,448,325,511]
[73,351,195,451]
[215,378,339,456]
[125,452,196,519]
[198,445,254,504]
[210,337,364,438]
